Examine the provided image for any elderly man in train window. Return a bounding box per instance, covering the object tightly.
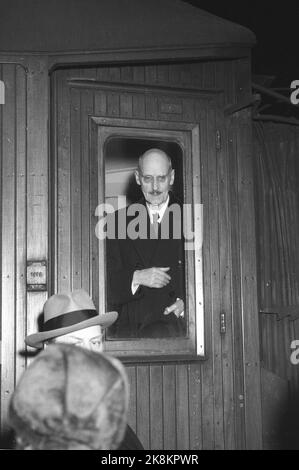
[106,148,186,338]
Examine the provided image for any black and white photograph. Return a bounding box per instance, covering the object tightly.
[0,0,299,453]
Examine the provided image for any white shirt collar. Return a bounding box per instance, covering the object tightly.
[146,195,169,224]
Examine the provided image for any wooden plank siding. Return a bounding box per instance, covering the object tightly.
[26,58,48,362]
[1,64,18,431]
[50,59,261,450]
[0,58,261,449]
[0,59,48,440]
[254,122,299,377]
[253,122,299,448]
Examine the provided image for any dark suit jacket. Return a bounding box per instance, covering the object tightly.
[106,193,186,338]
[120,425,144,450]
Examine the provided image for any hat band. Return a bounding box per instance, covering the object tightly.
[43,309,97,332]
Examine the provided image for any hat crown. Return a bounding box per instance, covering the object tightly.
[9,344,129,450]
[44,289,96,322]
[25,289,118,349]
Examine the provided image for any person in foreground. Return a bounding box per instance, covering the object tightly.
[9,343,128,450]
[22,288,144,450]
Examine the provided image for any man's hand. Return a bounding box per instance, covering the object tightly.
[163,298,184,318]
[133,267,171,289]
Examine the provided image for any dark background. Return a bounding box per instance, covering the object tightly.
[185,0,299,87]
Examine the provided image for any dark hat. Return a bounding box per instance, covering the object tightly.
[25,289,118,349]
[9,344,129,450]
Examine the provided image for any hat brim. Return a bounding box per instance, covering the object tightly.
[25,311,118,349]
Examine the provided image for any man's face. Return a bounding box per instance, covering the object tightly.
[135,150,174,207]
[51,325,103,352]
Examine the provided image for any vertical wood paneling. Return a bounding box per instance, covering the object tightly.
[228,120,246,449]
[52,58,259,450]
[203,62,216,89]
[120,66,134,83]
[176,365,190,449]
[180,64,191,87]
[156,64,169,85]
[132,93,145,119]
[108,67,121,82]
[89,119,100,308]
[149,366,163,450]
[145,65,157,84]
[96,67,110,82]
[107,92,120,117]
[182,98,195,122]
[120,93,133,118]
[0,63,28,435]
[133,66,145,84]
[254,122,299,448]
[125,365,137,432]
[145,95,158,120]
[216,106,235,449]
[26,58,48,334]
[224,59,263,450]
[15,65,27,382]
[255,123,299,313]
[282,318,292,383]
[94,89,107,117]
[190,63,203,89]
[51,70,58,294]
[80,77,95,292]
[0,44,263,454]
[162,364,176,450]
[70,87,82,290]
[200,101,215,449]
[198,99,214,449]
[221,61,235,107]
[188,364,202,450]
[57,69,71,292]
[1,65,16,427]
[237,115,262,449]
[136,365,150,449]
[208,106,224,450]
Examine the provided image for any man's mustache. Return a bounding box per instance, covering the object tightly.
[149,191,162,195]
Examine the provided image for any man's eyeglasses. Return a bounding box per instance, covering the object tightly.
[139,172,171,185]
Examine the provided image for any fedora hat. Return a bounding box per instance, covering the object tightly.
[25,289,118,349]
[9,344,129,449]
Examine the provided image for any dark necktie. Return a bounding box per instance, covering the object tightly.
[152,212,160,238]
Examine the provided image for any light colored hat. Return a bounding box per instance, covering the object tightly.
[9,344,129,450]
[25,289,118,349]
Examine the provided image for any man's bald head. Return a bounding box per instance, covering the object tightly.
[138,149,172,174]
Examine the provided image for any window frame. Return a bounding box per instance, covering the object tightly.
[90,116,205,362]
